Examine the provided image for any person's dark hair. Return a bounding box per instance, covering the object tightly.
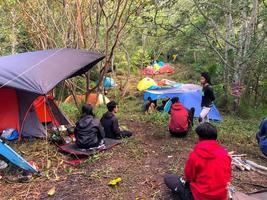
[107,101,117,112]
[201,72,211,84]
[195,122,217,140]
[147,97,152,102]
[82,104,94,116]
[171,97,179,104]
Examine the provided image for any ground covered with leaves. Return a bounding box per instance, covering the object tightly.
[1,69,267,199]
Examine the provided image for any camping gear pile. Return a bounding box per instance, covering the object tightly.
[230,152,267,175]
[143,61,174,75]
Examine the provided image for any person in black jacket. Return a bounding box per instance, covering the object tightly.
[199,72,215,123]
[74,104,105,149]
[101,101,132,139]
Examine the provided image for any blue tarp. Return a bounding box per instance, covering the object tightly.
[0,139,38,173]
[144,87,222,121]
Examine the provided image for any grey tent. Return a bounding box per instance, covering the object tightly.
[0,48,104,138]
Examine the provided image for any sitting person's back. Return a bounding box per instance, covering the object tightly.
[169,97,189,136]
[185,123,231,200]
[101,101,132,139]
[164,123,231,200]
[74,104,105,149]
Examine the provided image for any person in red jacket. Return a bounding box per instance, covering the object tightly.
[164,122,231,200]
[169,97,194,137]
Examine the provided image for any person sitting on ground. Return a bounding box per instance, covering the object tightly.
[169,97,195,137]
[156,99,169,112]
[74,104,105,149]
[164,122,231,200]
[101,101,132,139]
[256,117,267,157]
[144,97,157,114]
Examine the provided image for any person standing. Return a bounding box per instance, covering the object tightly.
[199,72,215,123]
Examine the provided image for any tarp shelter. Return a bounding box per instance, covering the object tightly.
[144,84,222,121]
[0,48,105,138]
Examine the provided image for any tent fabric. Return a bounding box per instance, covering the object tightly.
[159,64,175,74]
[144,86,222,121]
[103,77,116,89]
[0,88,70,138]
[0,88,20,132]
[87,93,110,106]
[47,98,70,125]
[33,96,54,124]
[137,77,157,91]
[143,66,156,75]
[0,48,105,94]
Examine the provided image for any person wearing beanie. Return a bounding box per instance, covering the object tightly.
[100,101,133,139]
[74,104,105,149]
[164,123,231,200]
[199,72,215,123]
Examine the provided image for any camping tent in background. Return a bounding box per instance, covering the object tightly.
[159,64,175,74]
[0,48,105,138]
[87,93,110,106]
[144,84,222,121]
[143,66,156,75]
[137,77,158,91]
[103,77,116,89]
[143,61,174,75]
[64,93,110,106]
[0,88,70,138]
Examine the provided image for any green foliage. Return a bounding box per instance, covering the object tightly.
[60,102,79,122]
[131,47,151,68]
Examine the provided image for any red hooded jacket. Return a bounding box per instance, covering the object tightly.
[184,140,231,200]
[169,102,189,133]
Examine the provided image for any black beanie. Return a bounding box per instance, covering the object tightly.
[195,122,217,140]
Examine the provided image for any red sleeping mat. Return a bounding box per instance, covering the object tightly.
[58,138,121,156]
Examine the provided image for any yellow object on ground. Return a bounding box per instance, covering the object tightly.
[108,177,122,186]
[137,77,157,91]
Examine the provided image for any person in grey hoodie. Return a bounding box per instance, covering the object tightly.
[74,104,105,149]
[101,101,132,139]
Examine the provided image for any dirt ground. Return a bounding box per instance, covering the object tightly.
[0,119,267,200]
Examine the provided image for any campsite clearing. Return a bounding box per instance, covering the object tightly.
[0,67,266,199]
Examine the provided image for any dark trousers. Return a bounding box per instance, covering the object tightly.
[169,130,188,137]
[120,130,133,138]
[164,174,194,200]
